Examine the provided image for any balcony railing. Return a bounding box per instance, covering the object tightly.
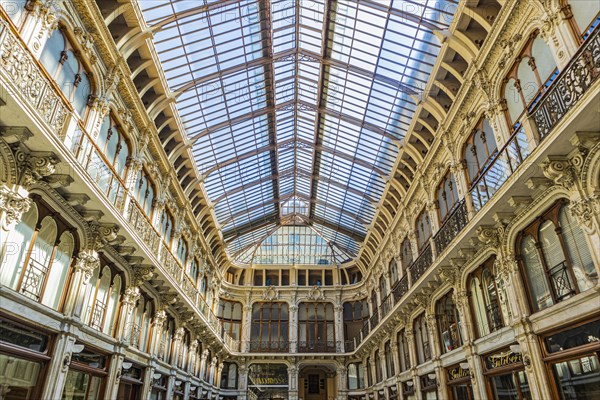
[531,25,600,139]
[0,20,68,135]
[408,243,433,283]
[469,127,531,211]
[298,340,340,353]
[247,340,290,353]
[433,199,468,255]
[549,260,577,302]
[485,302,504,334]
[392,276,409,302]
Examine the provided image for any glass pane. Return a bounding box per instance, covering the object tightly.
[552,354,600,400]
[0,354,42,400]
[489,373,518,400]
[559,207,597,291]
[520,235,553,311]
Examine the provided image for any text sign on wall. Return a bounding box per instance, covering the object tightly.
[248,364,289,387]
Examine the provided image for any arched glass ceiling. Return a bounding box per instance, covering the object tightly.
[238,224,353,265]
[140,0,458,265]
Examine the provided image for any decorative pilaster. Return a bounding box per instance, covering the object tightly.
[117,286,140,343]
[0,184,31,267]
[288,363,299,400]
[289,304,299,352]
[334,304,345,352]
[63,249,100,318]
[337,365,348,400]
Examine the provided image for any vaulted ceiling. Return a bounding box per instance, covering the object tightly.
[140,0,458,266]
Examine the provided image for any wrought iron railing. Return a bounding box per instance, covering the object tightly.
[369,309,380,328]
[486,302,504,334]
[531,25,600,139]
[20,259,49,301]
[469,127,531,211]
[297,340,340,353]
[433,199,468,255]
[549,260,577,302]
[345,340,356,352]
[380,292,394,319]
[0,20,68,135]
[88,300,107,331]
[392,276,409,302]
[408,243,433,283]
[247,340,290,353]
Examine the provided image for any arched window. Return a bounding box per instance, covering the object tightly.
[250,302,289,352]
[40,28,91,117]
[159,209,174,246]
[343,300,369,344]
[82,261,122,336]
[517,200,597,312]
[414,313,430,364]
[347,363,365,389]
[1,0,28,28]
[220,363,238,389]
[189,257,199,284]
[389,258,399,286]
[464,118,497,186]
[415,208,431,251]
[176,237,188,266]
[436,171,459,223]
[0,200,76,311]
[379,275,387,299]
[397,329,411,372]
[436,290,462,353]
[217,301,242,341]
[467,256,510,338]
[503,32,558,130]
[385,340,395,378]
[298,302,335,352]
[132,169,155,217]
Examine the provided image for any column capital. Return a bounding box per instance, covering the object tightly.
[0,185,31,230]
[122,286,140,307]
[74,249,100,282]
[153,309,167,328]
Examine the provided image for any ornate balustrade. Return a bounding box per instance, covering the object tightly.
[408,244,433,283]
[392,276,409,302]
[126,199,160,253]
[297,340,341,353]
[0,20,68,136]
[433,199,468,255]
[532,25,600,139]
[246,340,290,353]
[469,127,531,212]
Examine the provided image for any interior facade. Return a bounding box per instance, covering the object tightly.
[0,0,599,399]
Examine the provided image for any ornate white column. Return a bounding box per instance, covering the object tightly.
[337,365,348,400]
[116,286,140,343]
[150,309,167,356]
[242,304,252,352]
[334,304,344,352]
[208,357,217,385]
[199,350,209,382]
[0,183,31,260]
[288,363,299,400]
[289,303,299,352]
[171,327,185,368]
[238,363,248,400]
[62,249,100,318]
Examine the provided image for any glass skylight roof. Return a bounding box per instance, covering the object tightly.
[140,0,457,266]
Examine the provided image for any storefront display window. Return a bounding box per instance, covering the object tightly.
[61,347,107,400]
[446,365,474,400]
[420,375,438,400]
[543,319,600,399]
[0,317,50,399]
[483,348,531,400]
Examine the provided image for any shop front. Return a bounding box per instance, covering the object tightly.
[446,364,474,400]
[0,315,51,400]
[117,363,144,400]
[62,345,109,400]
[541,317,600,399]
[483,347,531,400]
[247,363,289,400]
[420,374,438,400]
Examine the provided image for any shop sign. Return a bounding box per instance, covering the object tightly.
[447,366,470,382]
[248,364,288,387]
[485,351,523,370]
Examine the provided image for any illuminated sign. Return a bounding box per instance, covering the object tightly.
[485,351,523,370]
